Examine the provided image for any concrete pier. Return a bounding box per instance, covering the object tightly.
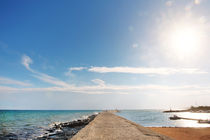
[71,112,172,140]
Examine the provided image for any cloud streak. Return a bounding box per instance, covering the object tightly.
[69,67,86,71]
[88,67,207,75]
[91,79,105,87]
[1,84,210,95]
[21,55,70,87]
[19,55,208,95]
[0,77,32,86]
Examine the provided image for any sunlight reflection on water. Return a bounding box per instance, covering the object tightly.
[117,110,210,127]
[172,112,210,127]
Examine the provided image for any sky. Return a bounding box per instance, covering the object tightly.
[1,0,210,110]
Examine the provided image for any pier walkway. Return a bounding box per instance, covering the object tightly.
[71,112,172,140]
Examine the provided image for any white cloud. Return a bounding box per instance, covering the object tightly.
[165,1,173,7]
[18,55,208,95]
[21,54,33,71]
[91,79,105,87]
[65,67,86,76]
[69,67,86,71]
[88,67,207,75]
[0,77,32,86]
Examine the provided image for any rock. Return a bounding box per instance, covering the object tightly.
[4,133,18,140]
[36,114,97,140]
[47,128,55,133]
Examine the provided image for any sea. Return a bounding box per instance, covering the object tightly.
[1,110,210,139]
[0,110,100,139]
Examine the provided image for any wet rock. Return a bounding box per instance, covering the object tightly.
[47,128,55,133]
[3,133,18,140]
[49,133,57,137]
[36,114,97,140]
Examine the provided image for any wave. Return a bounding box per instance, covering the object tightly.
[0,111,100,140]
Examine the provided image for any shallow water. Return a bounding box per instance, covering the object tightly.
[117,110,210,127]
[0,110,100,139]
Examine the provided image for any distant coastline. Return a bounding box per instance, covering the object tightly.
[164,106,210,113]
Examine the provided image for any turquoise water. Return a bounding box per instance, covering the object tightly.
[0,110,100,139]
[1,110,210,139]
[117,110,210,127]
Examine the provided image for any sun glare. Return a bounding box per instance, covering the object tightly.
[159,18,207,61]
[169,26,201,56]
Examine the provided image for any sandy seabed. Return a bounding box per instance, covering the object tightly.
[148,127,210,140]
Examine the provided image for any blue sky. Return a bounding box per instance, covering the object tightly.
[1,0,210,109]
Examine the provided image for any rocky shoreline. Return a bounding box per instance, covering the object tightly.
[37,113,97,140]
[0,113,97,140]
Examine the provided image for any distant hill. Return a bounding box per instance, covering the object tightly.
[189,106,210,112]
[164,106,210,113]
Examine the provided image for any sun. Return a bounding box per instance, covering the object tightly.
[169,26,201,56]
[158,17,207,61]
